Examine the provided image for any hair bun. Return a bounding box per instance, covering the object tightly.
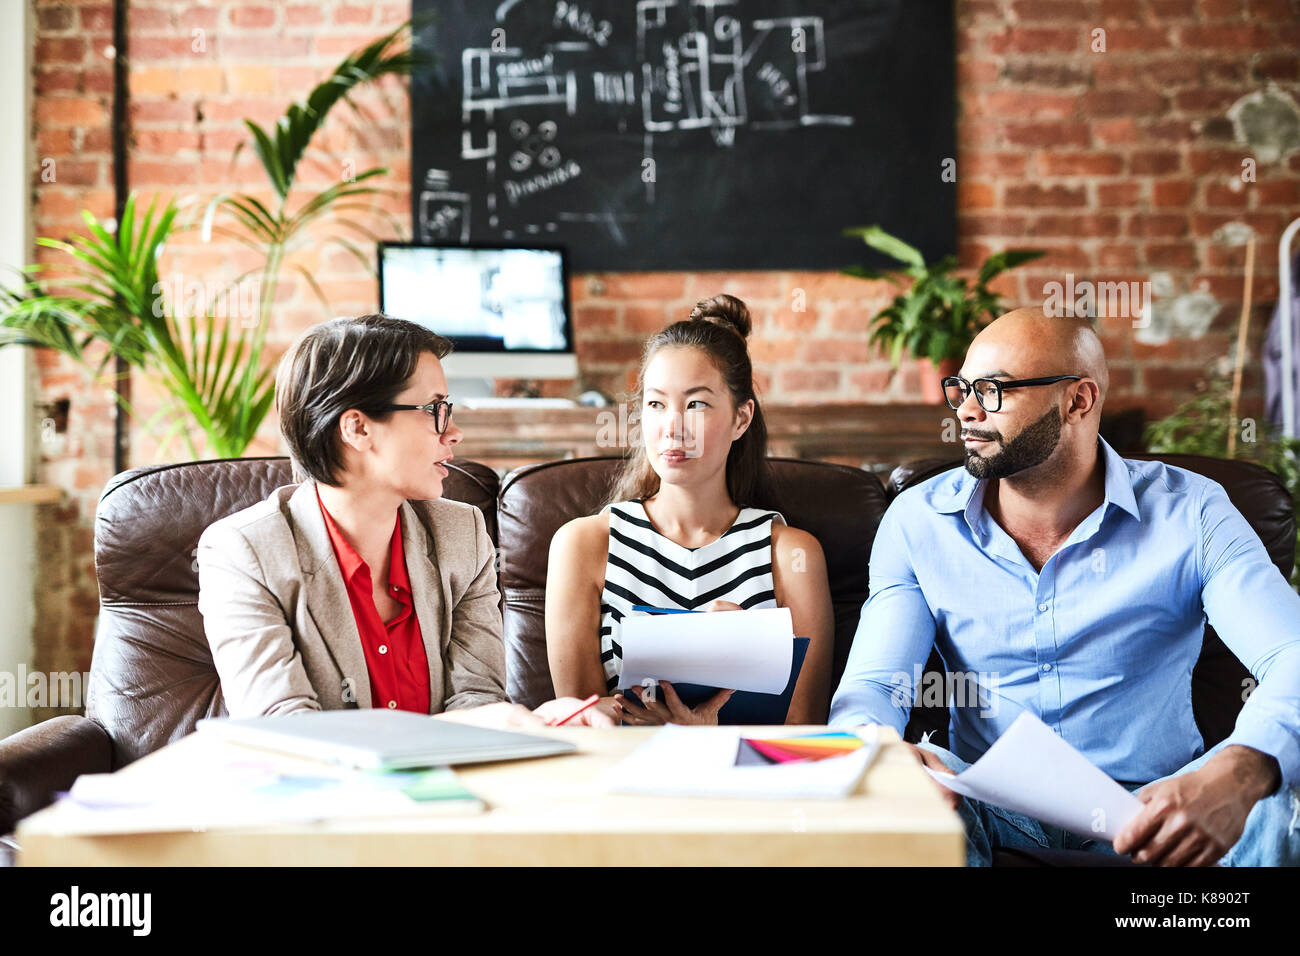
[689,294,751,339]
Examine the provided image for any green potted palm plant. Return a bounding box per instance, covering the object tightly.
[0,27,416,461]
[842,225,1046,403]
[0,194,271,459]
[201,25,414,329]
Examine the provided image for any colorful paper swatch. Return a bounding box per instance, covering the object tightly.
[734,732,865,766]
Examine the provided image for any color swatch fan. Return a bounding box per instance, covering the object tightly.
[735,732,867,766]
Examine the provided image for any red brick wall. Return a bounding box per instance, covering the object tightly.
[31,0,118,698]
[26,0,1300,694]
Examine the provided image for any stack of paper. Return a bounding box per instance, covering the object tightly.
[602,725,880,800]
[49,749,483,835]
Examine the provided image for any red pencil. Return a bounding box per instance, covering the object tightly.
[548,693,600,727]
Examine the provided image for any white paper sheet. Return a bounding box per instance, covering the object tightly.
[924,711,1141,841]
[602,725,880,800]
[618,607,795,694]
[48,747,482,835]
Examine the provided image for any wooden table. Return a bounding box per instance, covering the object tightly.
[17,725,964,866]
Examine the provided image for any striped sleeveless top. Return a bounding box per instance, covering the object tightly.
[598,500,786,692]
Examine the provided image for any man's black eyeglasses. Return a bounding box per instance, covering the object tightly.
[379,400,454,433]
[941,375,1082,412]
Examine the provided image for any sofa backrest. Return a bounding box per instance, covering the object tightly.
[88,456,500,767]
[87,449,1292,766]
[497,456,889,708]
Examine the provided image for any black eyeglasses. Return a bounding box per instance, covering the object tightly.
[942,375,1082,412]
[378,400,454,433]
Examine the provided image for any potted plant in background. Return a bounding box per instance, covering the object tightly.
[0,27,415,461]
[201,25,414,333]
[0,194,272,459]
[841,225,1046,403]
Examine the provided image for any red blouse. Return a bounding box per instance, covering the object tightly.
[317,490,431,714]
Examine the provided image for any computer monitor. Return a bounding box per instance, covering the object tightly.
[377,241,577,382]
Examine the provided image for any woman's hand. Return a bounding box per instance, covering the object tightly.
[704,600,742,612]
[434,701,547,729]
[532,696,618,728]
[612,681,734,726]
[438,698,619,729]
[612,603,740,725]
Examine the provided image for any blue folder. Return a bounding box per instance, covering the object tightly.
[618,632,811,726]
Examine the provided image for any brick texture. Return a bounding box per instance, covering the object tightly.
[26,0,1300,696]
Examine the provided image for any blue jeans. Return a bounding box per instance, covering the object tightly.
[917,736,1300,867]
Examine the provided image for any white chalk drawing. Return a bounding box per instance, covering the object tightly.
[417,169,471,243]
[637,1,851,135]
[418,0,854,243]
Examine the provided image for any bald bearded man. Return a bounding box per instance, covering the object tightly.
[831,309,1300,867]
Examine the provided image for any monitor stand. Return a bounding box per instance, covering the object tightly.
[449,378,576,409]
[447,376,495,399]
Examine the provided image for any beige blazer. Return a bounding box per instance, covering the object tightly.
[196,480,508,718]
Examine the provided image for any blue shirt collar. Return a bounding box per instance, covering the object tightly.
[931,436,1141,524]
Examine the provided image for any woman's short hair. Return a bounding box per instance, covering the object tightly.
[275,313,452,485]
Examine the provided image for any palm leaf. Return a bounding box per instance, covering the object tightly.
[977,248,1047,286]
[241,25,415,201]
[843,225,926,270]
[322,236,378,274]
[839,265,889,282]
[201,193,280,244]
[291,263,332,313]
[286,169,389,228]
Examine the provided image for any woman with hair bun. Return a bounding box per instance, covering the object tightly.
[545,295,834,725]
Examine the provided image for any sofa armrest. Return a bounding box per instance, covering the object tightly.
[0,715,112,835]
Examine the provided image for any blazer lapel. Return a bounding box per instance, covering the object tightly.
[286,480,373,710]
[401,501,450,705]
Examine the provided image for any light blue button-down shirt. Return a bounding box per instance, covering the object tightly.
[830,438,1300,788]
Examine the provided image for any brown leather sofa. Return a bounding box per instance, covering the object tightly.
[0,456,500,832]
[497,456,886,708]
[0,451,1293,865]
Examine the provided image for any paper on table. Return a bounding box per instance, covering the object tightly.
[619,607,794,694]
[924,711,1141,841]
[51,747,483,835]
[602,725,880,800]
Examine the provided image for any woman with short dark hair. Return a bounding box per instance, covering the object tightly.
[198,313,606,728]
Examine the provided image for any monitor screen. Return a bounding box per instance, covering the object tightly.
[378,242,572,354]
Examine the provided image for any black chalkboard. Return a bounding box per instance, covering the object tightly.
[410,0,955,272]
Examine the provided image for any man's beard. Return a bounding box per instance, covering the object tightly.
[963,407,1063,479]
